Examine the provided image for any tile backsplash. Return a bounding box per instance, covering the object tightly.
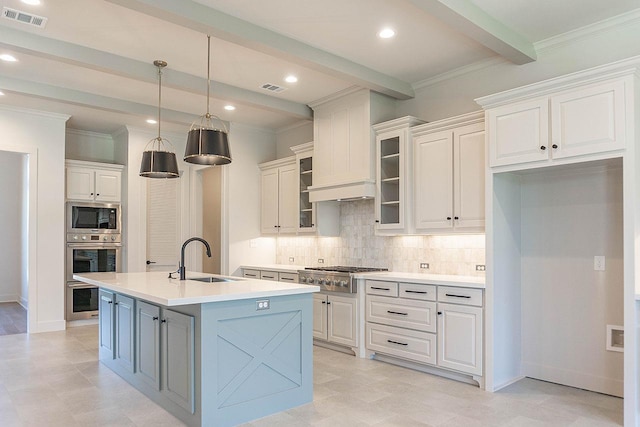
[276,200,485,276]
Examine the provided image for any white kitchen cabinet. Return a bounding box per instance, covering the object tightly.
[308,88,395,202]
[314,293,358,348]
[259,157,297,234]
[413,113,485,233]
[486,79,626,168]
[437,303,483,376]
[373,116,426,235]
[66,160,123,202]
[241,268,299,283]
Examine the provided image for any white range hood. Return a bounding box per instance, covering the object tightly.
[308,180,375,202]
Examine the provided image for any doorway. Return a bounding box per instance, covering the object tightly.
[0,151,28,335]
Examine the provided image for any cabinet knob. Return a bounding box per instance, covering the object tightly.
[375,220,380,223]
[540,145,547,151]
[96,193,100,196]
[327,302,331,305]
[446,217,452,220]
[437,311,442,315]
[552,144,558,149]
[322,301,326,304]
[454,216,459,220]
[152,316,158,321]
[161,319,167,323]
[108,301,113,304]
[90,192,94,196]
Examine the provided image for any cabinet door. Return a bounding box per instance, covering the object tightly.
[260,168,279,234]
[454,123,485,229]
[98,290,115,360]
[161,309,195,414]
[312,294,328,340]
[66,167,95,201]
[376,130,405,231]
[414,130,453,230]
[115,294,135,372]
[95,170,121,202]
[278,163,298,233]
[327,294,357,347]
[551,80,626,159]
[437,303,482,376]
[487,99,549,167]
[136,300,160,390]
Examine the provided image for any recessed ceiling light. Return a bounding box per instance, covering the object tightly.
[0,54,18,62]
[21,0,41,5]
[146,119,157,124]
[378,28,396,39]
[284,75,298,83]
[224,105,236,111]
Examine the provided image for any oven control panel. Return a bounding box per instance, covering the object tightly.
[67,233,121,243]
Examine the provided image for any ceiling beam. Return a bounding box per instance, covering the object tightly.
[1,76,197,125]
[407,0,536,65]
[104,0,415,100]
[0,26,312,120]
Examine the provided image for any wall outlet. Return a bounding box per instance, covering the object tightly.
[420,263,429,269]
[594,256,605,271]
[476,265,486,271]
[289,257,295,262]
[318,258,324,264]
[256,299,270,310]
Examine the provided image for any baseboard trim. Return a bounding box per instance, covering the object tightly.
[492,375,526,391]
[66,319,98,328]
[18,296,28,310]
[0,294,18,303]
[372,353,480,387]
[523,361,623,397]
[32,319,66,333]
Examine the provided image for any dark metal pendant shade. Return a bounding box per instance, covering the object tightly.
[184,128,231,165]
[140,149,179,178]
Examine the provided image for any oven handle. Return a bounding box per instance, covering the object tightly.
[67,282,98,289]
[67,243,122,248]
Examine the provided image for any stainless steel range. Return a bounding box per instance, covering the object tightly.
[298,266,388,293]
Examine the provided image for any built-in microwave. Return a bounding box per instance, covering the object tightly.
[66,202,121,235]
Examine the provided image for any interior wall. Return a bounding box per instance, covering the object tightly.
[20,153,28,307]
[0,105,68,333]
[65,129,116,163]
[0,151,24,303]
[520,164,624,396]
[275,121,313,159]
[202,166,222,274]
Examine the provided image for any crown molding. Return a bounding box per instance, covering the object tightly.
[308,86,364,109]
[411,111,484,136]
[412,57,508,90]
[0,103,70,121]
[66,128,114,140]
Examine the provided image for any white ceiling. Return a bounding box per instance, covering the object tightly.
[0,0,638,134]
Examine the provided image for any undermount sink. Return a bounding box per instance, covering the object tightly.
[189,276,236,283]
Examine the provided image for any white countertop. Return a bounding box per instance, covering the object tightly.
[73,271,319,306]
[240,264,306,273]
[353,271,485,289]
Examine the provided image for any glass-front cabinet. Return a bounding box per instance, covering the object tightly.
[373,116,426,235]
[299,155,314,229]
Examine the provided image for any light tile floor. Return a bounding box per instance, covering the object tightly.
[0,325,623,426]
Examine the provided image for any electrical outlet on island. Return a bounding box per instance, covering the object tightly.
[476,265,486,271]
[420,263,429,269]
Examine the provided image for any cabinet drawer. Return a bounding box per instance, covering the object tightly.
[242,269,260,279]
[399,283,436,301]
[366,323,436,365]
[365,280,398,297]
[366,295,436,333]
[278,272,299,283]
[438,286,483,306]
[259,270,279,281]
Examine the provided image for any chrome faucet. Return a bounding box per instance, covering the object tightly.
[179,237,212,280]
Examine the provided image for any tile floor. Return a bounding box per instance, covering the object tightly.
[0,325,623,426]
[0,302,27,336]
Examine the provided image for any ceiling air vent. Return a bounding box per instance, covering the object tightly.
[260,83,286,93]
[2,7,48,28]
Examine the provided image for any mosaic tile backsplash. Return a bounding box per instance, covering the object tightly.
[276,200,486,276]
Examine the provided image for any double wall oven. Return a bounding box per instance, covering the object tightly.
[66,202,122,321]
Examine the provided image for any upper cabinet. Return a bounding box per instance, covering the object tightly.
[259,157,298,234]
[373,116,426,235]
[482,78,627,168]
[412,112,485,233]
[66,160,123,202]
[308,88,396,202]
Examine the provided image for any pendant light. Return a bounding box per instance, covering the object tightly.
[139,60,180,179]
[184,35,232,165]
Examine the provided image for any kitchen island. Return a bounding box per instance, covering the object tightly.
[73,271,319,427]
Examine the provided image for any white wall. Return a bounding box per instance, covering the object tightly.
[66,129,116,163]
[0,105,68,333]
[276,121,313,159]
[227,123,277,275]
[0,151,24,303]
[397,20,640,121]
[520,165,624,396]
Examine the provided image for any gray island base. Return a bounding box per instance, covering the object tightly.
[74,271,317,427]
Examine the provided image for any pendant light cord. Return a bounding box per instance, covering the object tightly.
[157,64,162,140]
[206,35,211,118]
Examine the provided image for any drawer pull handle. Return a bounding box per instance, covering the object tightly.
[404,290,427,294]
[245,274,257,277]
[445,293,471,299]
[387,339,408,346]
[387,310,408,316]
[281,277,294,281]
[263,276,275,279]
[371,287,390,291]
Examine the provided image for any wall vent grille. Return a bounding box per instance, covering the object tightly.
[2,7,48,28]
[260,83,286,93]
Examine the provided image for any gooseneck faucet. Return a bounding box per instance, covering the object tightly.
[179,237,212,280]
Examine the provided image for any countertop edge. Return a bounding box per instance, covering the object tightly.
[240,264,306,273]
[353,272,486,289]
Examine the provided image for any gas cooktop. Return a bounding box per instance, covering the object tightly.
[299,266,388,293]
[304,266,388,273]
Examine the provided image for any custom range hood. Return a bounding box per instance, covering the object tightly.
[307,88,395,202]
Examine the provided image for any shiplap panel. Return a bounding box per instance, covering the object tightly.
[147,179,180,271]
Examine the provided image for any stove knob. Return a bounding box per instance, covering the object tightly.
[318,278,324,285]
[325,279,333,286]
[307,277,314,284]
[340,280,348,287]
[103,236,108,241]
[81,235,87,240]
[73,235,78,240]
[111,236,117,241]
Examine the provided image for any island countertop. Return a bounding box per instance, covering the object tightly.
[73,271,319,306]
